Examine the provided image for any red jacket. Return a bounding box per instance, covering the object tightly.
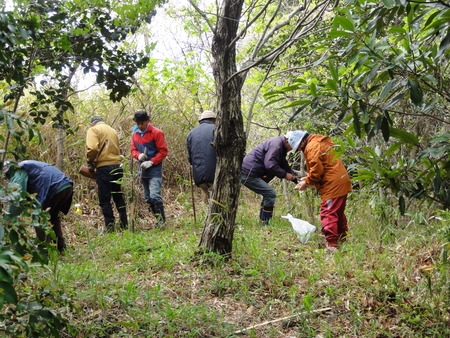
[303,135,352,201]
[131,123,168,178]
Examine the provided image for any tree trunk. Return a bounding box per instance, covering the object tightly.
[55,67,77,170]
[55,126,65,170]
[198,0,246,257]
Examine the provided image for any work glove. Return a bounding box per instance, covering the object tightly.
[87,163,96,173]
[141,161,153,170]
[138,153,147,161]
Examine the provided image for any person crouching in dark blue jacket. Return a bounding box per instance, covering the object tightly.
[3,160,73,252]
[240,132,302,224]
[187,110,217,203]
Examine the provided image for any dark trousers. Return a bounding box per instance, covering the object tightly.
[96,165,128,231]
[35,186,73,252]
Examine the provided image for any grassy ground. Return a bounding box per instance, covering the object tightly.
[27,189,450,337]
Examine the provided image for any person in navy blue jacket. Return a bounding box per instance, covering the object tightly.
[187,110,217,202]
[3,160,73,252]
[240,133,300,224]
[131,110,168,228]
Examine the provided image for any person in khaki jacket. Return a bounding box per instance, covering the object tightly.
[86,116,128,232]
[290,130,352,252]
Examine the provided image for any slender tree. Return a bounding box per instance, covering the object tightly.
[191,0,335,256]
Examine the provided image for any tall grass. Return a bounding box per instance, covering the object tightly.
[21,188,450,337]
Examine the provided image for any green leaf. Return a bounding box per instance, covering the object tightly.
[379,80,395,100]
[353,55,369,71]
[408,79,423,105]
[381,0,395,9]
[328,30,351,37]
[433,171,442,194]
[388,27,406,34]
[327,78,338,92]
[383,93,405,110]
[438,28,450,57]
[353,109,361,137]
[0,267,12,284]
[381,116,390,141]
[309,82,317,97]
[363,64,381,85]
[329,61,338,82]
[0,281,18,304]
[334,16,354,31]
[389,127,419,145]
[283,99,312,108]
[385,142,402,157]
[290,104,310,122]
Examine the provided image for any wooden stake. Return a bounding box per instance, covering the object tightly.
[234,307,332,335]
[189,168,197,223]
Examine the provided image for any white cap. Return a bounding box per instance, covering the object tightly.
[286,130,308,152]
[198,110,216,121]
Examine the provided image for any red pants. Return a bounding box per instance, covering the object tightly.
[320,195,348,247]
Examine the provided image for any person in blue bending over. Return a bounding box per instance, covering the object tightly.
[240,131,304,224]
[3,160,73,252]
[187,110,217,203]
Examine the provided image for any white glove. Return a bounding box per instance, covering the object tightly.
[141,161,153,170]
[138,153,147,161]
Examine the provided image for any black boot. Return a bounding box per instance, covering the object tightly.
[119,211,128,230]
[153,203,166,228]
[105,219,115,233]
[260,206,273,225]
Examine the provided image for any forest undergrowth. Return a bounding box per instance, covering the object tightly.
[25,186,450,337]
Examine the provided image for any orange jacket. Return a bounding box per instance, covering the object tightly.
[303,135,352,201]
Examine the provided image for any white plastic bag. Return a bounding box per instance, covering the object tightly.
[282,213,317,244]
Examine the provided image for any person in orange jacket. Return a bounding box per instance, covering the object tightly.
[290,130,352,251]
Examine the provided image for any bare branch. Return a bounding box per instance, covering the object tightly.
[252,0,307,58]
[187,0,216,35]
[230,0,275,48]
[231,0,332,81]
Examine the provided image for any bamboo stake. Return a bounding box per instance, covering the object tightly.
[234,307,332,335]
[189,168,197,223]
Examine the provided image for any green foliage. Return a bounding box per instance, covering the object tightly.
[264,0,450,211]
[0,183,68,335]
[0,0,159,136]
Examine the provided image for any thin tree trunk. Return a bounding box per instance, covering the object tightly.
[55,127,65,170]
[55,67,77,170]
[198,0,246,257]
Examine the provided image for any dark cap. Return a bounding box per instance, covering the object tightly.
[90,116,104,125]
[133,110,150,122]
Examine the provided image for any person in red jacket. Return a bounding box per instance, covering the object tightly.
[131,110,168,228]
[292,130,352,251]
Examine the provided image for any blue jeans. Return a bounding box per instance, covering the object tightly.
[240,173,276,208]
[142,176,163,205]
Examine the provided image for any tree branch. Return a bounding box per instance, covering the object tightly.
[188,0,216,35]
[230,0,332,81]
